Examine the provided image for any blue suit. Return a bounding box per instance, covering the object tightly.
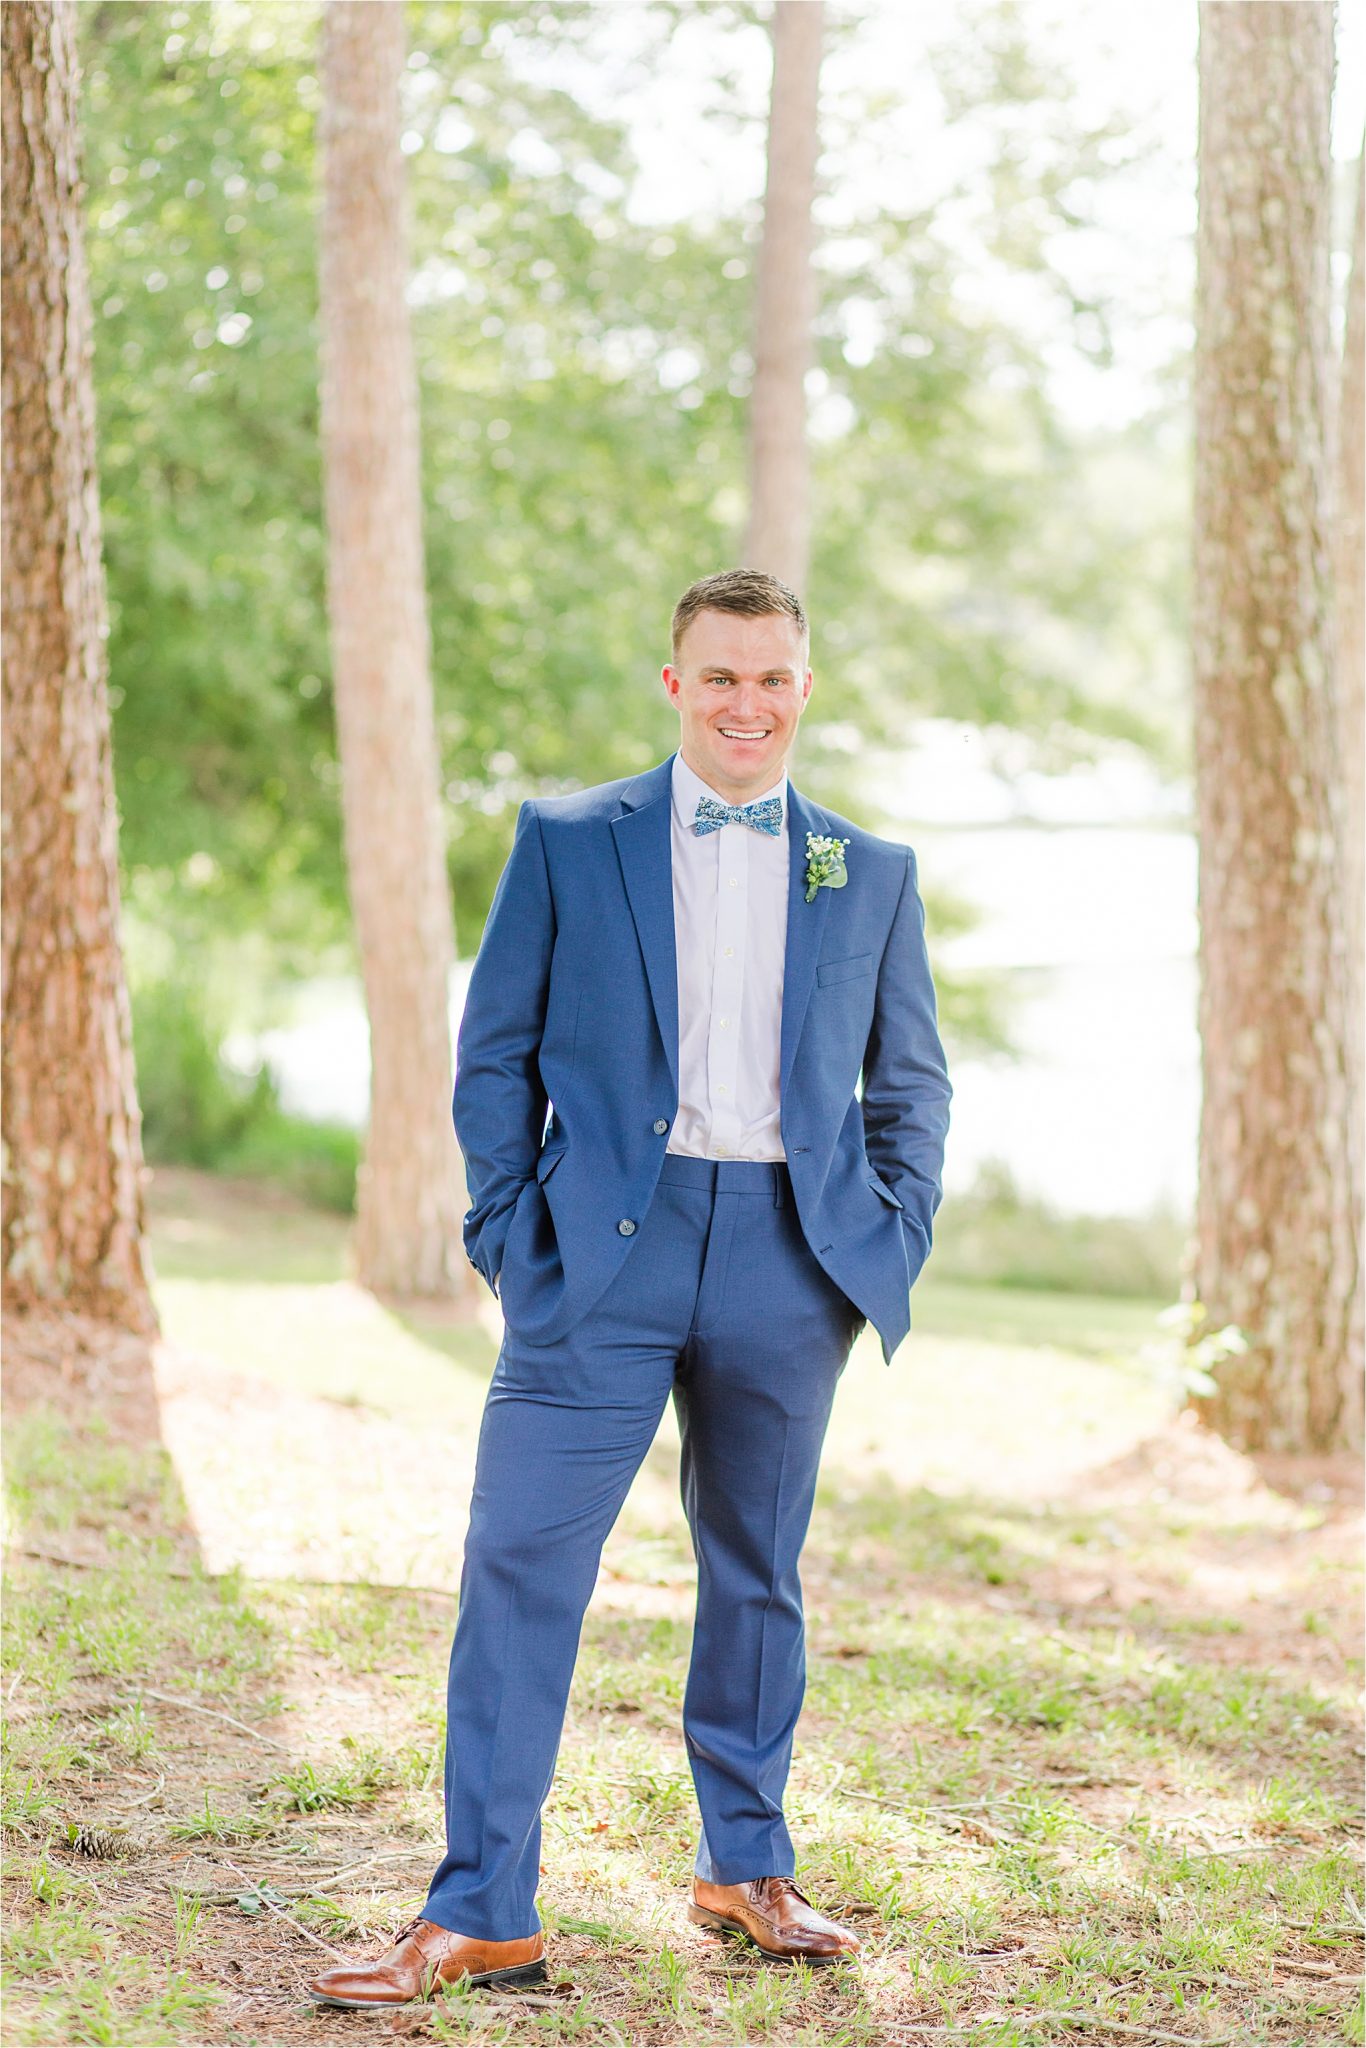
[457,750,951,1366]
[424,749,951,1939]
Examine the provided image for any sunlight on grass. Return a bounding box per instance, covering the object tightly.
[2,1171,1360,2046]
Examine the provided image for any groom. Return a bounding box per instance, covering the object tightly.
[309,568,952,2008]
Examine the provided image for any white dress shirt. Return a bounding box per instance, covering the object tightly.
[665,749,789,1162]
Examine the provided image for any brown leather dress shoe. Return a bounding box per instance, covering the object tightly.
[307,1914,546,2008]
[689,1875,861,1963]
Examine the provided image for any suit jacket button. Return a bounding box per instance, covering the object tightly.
[653,1118,669,1134]
[618,1219,636,1235]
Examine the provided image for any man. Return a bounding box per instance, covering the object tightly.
[309,568,952,2010]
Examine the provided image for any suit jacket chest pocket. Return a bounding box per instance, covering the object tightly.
[816,951,873,988]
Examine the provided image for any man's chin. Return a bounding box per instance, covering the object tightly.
[699,740,782,790]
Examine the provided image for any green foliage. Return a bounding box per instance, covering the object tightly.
[82,2,339,962]
[130,973,358,1211]
[78,0,1190,989]
[270,1740,393,1813]
[131,975,275,1167]
[165,1792,273,1844]
[218,1106,359,1216]
[932,1159,1187,1298]
[4,1953,220,2045]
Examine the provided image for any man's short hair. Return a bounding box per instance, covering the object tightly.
[670,568,809,666]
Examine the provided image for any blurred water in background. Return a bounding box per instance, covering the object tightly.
[877,722,1197,1220]
[921,825,1197,1216]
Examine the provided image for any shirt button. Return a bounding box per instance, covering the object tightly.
[653,1118,669,1134]
[618,1219,636,1235]
[717,1084,728,1095]
[728,876,738,887]
[724,946,734,957]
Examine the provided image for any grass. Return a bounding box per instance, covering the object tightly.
[0,1165,1361,2045]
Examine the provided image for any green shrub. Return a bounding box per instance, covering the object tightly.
[933,1160,1187,1299]
[131,975,274,1166]
[218,1108,359,1215]
[130,976,358,1213]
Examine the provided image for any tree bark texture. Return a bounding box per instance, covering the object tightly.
[1191,0,1359,1450]
[318,1,468,1301]
[1,0,157,1333]
[744,0,822,598]
[1333,138,1364,1402]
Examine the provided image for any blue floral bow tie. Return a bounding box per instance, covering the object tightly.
[692,793,784,837]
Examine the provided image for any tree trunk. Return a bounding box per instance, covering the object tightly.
[1,0,156,1334]
[744,0,823,597]
[318,1,467,1301]
[1333,137,1364,1407]
[1190,0,1359,1451]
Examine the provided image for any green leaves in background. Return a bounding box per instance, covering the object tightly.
[82,0,1188,995]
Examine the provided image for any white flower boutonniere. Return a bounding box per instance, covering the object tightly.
[804,831,850,903]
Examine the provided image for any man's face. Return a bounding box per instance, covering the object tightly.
[661,609,813,802]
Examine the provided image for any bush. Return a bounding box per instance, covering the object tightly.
[131,975,273,1166]
[130,976,358,1214]
[932,1160,1187,1299]
[218,1110,359,1215]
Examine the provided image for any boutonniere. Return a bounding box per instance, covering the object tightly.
[804,831,851,903]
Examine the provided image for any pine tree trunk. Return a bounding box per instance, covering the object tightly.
[1190,1,1359,1451]
[1333,140,1364,1406]
[318,1,467,1301]
[744,0,822,597]
[1,0,156,1334]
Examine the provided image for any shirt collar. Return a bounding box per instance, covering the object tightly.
[671,747,788,828]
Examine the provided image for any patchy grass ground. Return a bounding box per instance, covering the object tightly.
[2,1165,1362,2046]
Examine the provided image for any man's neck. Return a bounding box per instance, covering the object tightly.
[678,742,788,808]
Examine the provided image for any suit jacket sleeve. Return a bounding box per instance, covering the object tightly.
[453,799,554,1294]
[862,844,953,1291]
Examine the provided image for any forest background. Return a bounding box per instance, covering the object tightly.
[3,3,1364,2044]
[89,0,1310,1287]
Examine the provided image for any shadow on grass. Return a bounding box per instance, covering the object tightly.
[573,1463,1362,1823]
[4,1357,1359,2048]
[1,1305,203,1574]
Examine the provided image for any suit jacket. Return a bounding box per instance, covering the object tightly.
[454,749,952,1365]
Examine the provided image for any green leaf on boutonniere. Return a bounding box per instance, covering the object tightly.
[804,831,851,903]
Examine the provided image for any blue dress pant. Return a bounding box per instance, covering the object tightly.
[423,1154,862,1940]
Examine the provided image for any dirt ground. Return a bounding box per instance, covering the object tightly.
[3,1293,1362,2046]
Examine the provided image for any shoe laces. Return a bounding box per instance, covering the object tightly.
[750,1875,811,1908]
[391,1914,432,1949]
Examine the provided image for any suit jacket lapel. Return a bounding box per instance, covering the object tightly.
[780,781,832,1103]
[611,755,680,1101]
[611,752,834,1115]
